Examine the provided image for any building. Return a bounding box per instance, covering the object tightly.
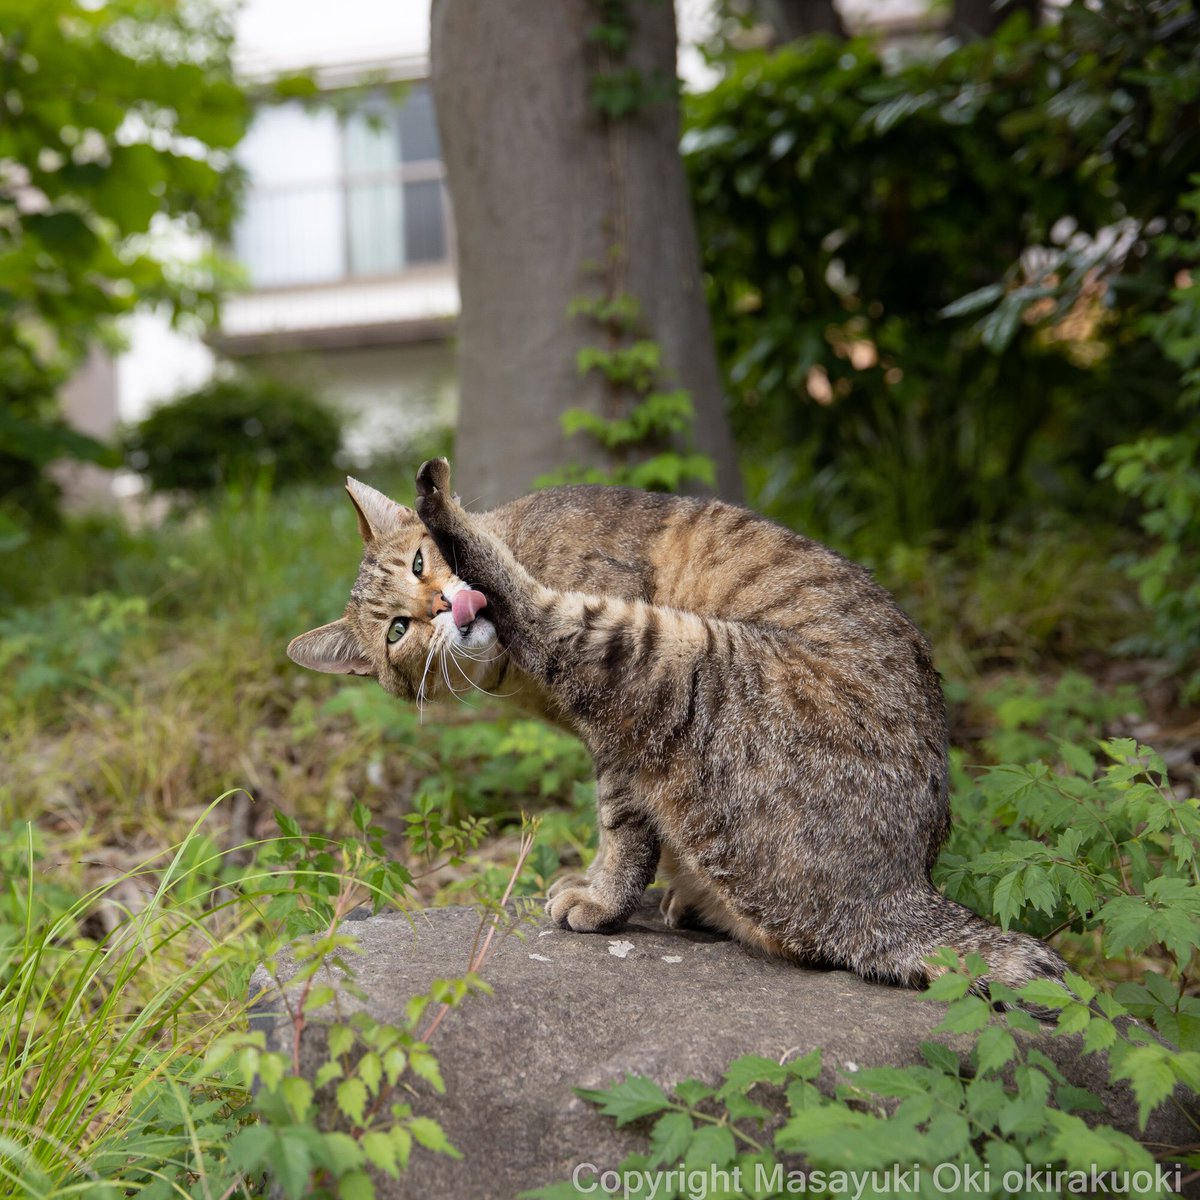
[65,0,457,485]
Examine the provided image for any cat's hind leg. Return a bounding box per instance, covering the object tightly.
[658,845,788,955]
[546,773,659,933]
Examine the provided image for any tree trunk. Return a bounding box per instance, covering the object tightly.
[760,0,845,42]
[951,0,1039,37]
[430,0,742,508]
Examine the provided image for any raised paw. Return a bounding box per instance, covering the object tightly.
[415,457,452,499]
[546,885,628,934]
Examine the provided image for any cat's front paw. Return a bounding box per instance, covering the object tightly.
[547,872,589,900]
[414,457,462,548]
[546,885,628,934]
[415,456,452,499]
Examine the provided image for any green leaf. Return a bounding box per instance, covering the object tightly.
[574,1075,672,1125]
[281,1076,313,1122]
[647,1111,694,1168]
[268,1130,313,1200]
[304,985,336,1012]
[228,1125,273,1174]
[939,283,1004,319]
[361,1131,399,1177]
[338,1168,374,1200]
[684,1124,737,1171]
[919,1042,962,1076]
[337,1078,368,1125]
[409,1048,445,1094]
[718,1053,789,1095]
[673,1078,717,1105]
[328,1024,355,1057]
[408,1116,461,1158]
[936,996,991,1034]
[1112,1045,1177,1128]
[359,1051,383,1095]
[973,1026,1017,1074]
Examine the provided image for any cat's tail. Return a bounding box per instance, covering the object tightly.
[850,885,1068,1014]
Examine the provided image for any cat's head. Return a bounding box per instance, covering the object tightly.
[287,478,501,703]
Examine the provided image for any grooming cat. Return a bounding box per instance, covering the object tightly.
[288,459,1066,1000]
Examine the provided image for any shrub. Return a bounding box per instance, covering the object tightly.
[686,3,1198,545]
[126,374,344,495]
[1101,183,1200,701]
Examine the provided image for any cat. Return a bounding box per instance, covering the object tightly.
[288,458,1067,1002]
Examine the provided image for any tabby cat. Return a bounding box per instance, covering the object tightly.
[288,459,1066,1000]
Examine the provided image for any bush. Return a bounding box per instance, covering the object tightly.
[686,3,1198,545]
[126,374,344,495]
[1101,183,1200,701]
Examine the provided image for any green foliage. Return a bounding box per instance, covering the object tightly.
[939,741,1200,987]
[687,3,1198,544]
[528,1001,1189,1200]
[0,800,490,1199]
[584,0,677,118]
[866,522,1140,682]
[125,373,345,495]
[973,672,1141,765]
[321,686,594,827]
[0,0,248,526]
[1101,184,1200,701]
[0,590,149,711]
[540,293,717,493]
[527,733,1200,1198]
[548,3,716,494]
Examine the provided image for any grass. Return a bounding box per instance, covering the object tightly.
[0,811,257,1199]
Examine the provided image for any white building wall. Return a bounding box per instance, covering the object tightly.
[111,0,448,453]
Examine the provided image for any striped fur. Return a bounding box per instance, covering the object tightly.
[288,461,1066,1002]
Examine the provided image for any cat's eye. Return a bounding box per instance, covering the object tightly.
[386,617,409,644]
[412,549,424,577]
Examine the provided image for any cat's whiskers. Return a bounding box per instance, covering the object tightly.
[446,643,519,701]
[416,640,439,719]
[438,647,472,705]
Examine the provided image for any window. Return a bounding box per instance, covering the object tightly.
[233,84,451,289]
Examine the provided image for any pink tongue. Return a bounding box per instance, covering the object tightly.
[451,588,487,628]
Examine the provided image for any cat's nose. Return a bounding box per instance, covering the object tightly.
[430,592,451,617]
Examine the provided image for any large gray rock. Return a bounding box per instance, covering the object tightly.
[250,897,1193,1198]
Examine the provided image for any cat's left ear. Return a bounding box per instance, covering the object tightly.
[287,619,374,676]
[345,477,412,544]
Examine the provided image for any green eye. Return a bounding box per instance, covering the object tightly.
[386,617,409,644]
[412,549,424,577]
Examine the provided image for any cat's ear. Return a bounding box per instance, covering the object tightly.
[345,477,411,543]
[287,619,374,676]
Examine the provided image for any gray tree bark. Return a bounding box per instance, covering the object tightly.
[759,0,845,42]
[951,0,1039,37]
[430,0,742,508]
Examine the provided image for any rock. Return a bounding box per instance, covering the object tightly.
[250,897,1194,1198]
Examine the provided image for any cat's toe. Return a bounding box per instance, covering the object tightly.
[547,872,589,900]
[659,887,692,929]
[546,886,626,934]
[415,457,452,498]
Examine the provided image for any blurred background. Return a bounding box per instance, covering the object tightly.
[3,0,1198,894]
[2,0,1199,1190]
[3,0,1198,899]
